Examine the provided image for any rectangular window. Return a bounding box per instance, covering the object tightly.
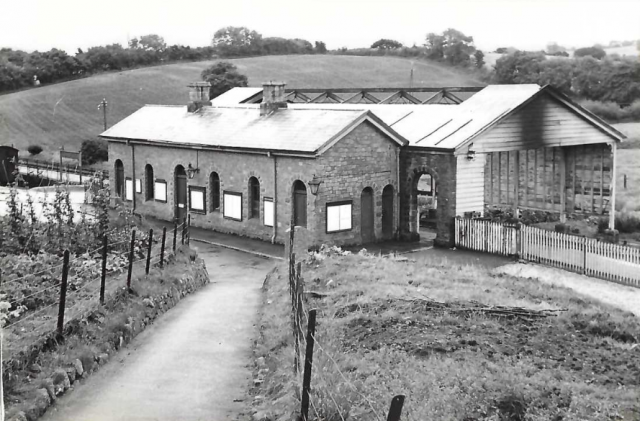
[223,191,242,221]
[154,180,167,202]
[135,179,142,194]
[189,186,206,214]
[327,201,352,233]
[125,178,134,201]
[263,198,274,227]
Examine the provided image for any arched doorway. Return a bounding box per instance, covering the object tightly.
[361,187,374,243]
[382,185,394,240]
[174,165,187,223]
[416,173,438,232]
[292,180,307,227]
[114,160,124,198]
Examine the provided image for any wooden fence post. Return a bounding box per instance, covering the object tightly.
[187,214,191,246]
[100,235,107,305]
[160,227,167,268]
[57,250,70,335]
[300,309,317,421]
[127,229,136,290]
[386,395,406,421]
[582,235,587,275]
[173,222,178,252]
[145,228,153,275]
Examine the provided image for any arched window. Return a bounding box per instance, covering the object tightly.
[145,164,154,201]
[114,159,124,197]
[210,172,220,211]
[293,180,307,227]
[249,177,260,219]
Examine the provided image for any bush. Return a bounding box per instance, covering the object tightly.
[580,99,640,123]
[615,213,640,233]
[80,139,108,165]
[27,145,43,156]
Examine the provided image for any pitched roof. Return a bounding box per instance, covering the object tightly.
[210,87,263,105]
[100,105,407,155]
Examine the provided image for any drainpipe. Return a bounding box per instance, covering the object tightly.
[271,152,278,243]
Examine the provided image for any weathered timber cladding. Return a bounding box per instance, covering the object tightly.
[456,154,486,215]
[484,144,612,215]
[108,121,400,247]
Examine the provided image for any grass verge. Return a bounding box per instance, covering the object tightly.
[252,249,640,421]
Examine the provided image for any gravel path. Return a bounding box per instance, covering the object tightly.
[496,262,640,317]
[40,243,274,421]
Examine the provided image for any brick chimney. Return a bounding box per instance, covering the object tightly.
[260,82,287,116]
[187,82,212,112]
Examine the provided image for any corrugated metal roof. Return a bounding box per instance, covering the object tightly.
[210,88,263,105]
[100,105,377,153]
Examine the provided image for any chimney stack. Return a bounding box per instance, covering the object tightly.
[187,82,212,112]
[260,81,287,116]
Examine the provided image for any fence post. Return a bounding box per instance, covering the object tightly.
[160,227,167,268]
[57,250,70,335]
[173,222,178,252]
[181,220,186,245]
[187,214,191,246]
[145,228,153,275]
[386,395,406,421]
[127,229,136,290]
[582,235,587,275]
[100,235,107,305]
[300,309,317,421]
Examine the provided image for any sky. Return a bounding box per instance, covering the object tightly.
[0,0,639,54]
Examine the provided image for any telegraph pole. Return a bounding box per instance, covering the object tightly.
[98,98,108,131]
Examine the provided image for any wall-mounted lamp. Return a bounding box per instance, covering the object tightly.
[308,174,323,195]
[466,143,476,161]
[186,163,200,179]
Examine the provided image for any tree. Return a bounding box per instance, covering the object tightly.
[371,39,403,50]
[212,26,262,57]
[546,42,567,55]
[80,140,108,165]
[425,33,445,60]
[493,51,547,84]
[442,28,476,66]
[135,34,166,52]
[27,145,43,156]
[314,41,327,54]
[473,50,485,69]
[200,62,248,99]
[574,46,606,60]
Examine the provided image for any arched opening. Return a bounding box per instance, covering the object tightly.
[249,177,260,219]
[210,172,220,211]
[361,187,375,243]
[414,172,438,241]
[382,185,394,240]
[145,164,154,201]
[175,165,187,223]
[114,159,124,198]
[292,180,307,227]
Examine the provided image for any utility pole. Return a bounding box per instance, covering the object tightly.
[98,98,108,131]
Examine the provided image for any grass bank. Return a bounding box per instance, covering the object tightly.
[253,249,640,420]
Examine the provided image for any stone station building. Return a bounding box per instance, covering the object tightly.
[101,82,625,248]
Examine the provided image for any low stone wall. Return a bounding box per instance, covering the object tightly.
[5,253,209,421]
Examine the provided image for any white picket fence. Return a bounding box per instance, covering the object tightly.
[455,218,640,287]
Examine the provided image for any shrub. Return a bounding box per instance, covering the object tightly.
[27,145,43,156]
[615,213,640,233]
[80,139,108,165]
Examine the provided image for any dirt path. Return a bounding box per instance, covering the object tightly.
[40,243,274,421]
[497,263,640,317]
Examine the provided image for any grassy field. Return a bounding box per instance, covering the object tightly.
[0,55,482,160]
[614,122,640,215]
[253,250,640,421]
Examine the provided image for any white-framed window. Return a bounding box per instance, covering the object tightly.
[189,186,206,214]
[155,180,167,202]
[263,198,274,227]
[125,178,134,201]
[327,201,352,233]
[135,179,142,194]
[223,191,242,221]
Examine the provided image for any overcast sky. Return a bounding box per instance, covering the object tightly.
[1,0,639,54]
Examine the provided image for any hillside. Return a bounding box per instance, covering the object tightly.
[0,55,483,160]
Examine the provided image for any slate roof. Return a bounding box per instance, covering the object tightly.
[100,105,406,154]
[210,87,262,105]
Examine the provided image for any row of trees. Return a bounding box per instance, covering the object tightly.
[0,35,214,93]
[212,26,326,57]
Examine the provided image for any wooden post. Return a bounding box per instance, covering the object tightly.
[173,222,178,252]
[127,229,136,290]
[559,148,567,222]
[609,142,617,230]
[181,221,186,245]
[100,235,107,305]
[57,250,70,335]
[145,228,153,275]
[386,395,405,421]
[582,235,587,275]
[300,309,317,421]
[187,214,191,246]
[160,227,167,268]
